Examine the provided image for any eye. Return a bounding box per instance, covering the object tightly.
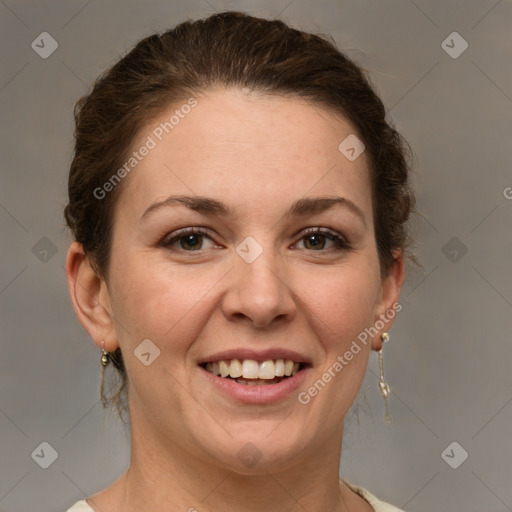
[161,227,351,253]
[162,228,217,251]
[295,227,351,252]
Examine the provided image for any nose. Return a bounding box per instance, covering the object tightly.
[221,244,296,329]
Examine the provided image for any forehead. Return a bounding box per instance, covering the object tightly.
[116,88,372,223]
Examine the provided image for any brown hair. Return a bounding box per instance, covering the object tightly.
[64,11,416,418]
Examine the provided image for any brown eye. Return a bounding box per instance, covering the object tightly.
[296,228,351,252]
[303,233,327,250]
[162,228,216,251]
[178,234,203,250]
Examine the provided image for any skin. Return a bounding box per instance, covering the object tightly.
[66,88,404,512]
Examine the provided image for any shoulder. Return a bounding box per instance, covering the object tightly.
[66,500,94,512]
[341,479,406,512]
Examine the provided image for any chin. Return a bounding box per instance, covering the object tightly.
[192,420,311,474]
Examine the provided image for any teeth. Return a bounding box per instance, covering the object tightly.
[236,378,279,385]
[236,378,262,386]
[242,359,259,379]
[259,360,275,379]
[275,359,285,377]
[219,360,230,377]
[204,358,302,380]
[229,358,243,378]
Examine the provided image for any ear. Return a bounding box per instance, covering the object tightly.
[371,249,405,352]
[65,241,119,352]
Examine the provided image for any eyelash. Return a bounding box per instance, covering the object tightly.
[161,227,352,254]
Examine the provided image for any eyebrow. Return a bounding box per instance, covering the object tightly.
[140,194,366,227]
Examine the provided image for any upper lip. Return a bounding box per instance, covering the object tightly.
[198,348,311,365]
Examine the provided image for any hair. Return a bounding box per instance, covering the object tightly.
[64,11,416,419]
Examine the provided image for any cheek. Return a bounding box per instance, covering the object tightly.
[305,265,381,345]
[295,268,381,428]
[108,253,225,354]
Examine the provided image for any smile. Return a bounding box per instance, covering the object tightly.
[198,349,310,403]
[201,358,302,385]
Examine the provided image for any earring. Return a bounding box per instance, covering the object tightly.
[99,341,110,407]
[378,332,392,424]
[101,341,110,367]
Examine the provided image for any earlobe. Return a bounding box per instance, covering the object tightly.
[65,241,118,352]
[371,250,405,351]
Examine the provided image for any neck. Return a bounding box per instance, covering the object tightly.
[104,418,365,512]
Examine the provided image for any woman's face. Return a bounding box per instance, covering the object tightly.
[92,89,402,471]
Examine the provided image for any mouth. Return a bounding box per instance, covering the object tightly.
[200,358,306,386]
[197,349,311,403]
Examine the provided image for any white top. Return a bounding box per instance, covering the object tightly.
[66,479,404,511]
[342,479,405,511]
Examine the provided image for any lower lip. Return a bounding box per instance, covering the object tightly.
[199,366,309,404]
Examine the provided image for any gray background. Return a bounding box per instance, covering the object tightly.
[1,0,511,511]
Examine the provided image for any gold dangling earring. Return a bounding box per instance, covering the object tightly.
[101,341,110,367]
[100,341,110,407]
[378,332,392,424]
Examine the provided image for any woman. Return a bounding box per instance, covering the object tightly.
[64,11,414,512]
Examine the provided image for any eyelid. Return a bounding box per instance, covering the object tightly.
[297,226,348,242]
